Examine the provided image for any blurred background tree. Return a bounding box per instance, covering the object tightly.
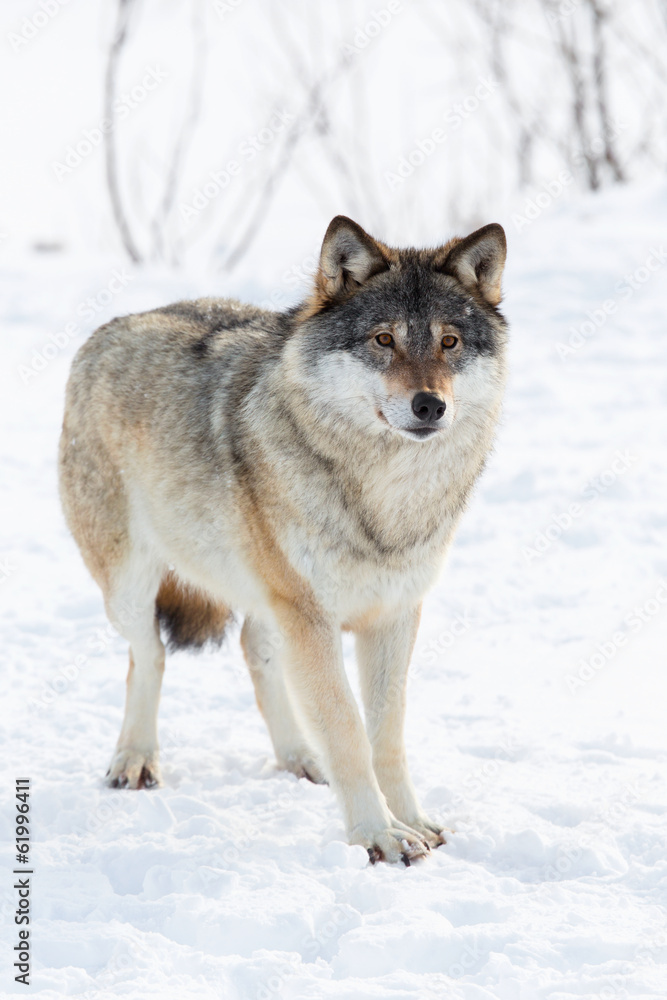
[3,0,666,276]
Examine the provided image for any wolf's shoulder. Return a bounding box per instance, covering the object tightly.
[153,296,275,330]
[89,295,289,355]
[149,298,291,364]
[71,296,292,385]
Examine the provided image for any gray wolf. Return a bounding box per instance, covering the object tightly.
[58,215,508,863]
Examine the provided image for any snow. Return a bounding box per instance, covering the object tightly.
[2,175,667,997]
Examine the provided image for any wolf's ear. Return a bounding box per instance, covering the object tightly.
[315,216,389,306]
[438,223,507,306]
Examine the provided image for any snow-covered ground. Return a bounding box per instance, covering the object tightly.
[1,180,667,999]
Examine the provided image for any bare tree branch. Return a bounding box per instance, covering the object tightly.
[551,7,600,190]
[588,0,625,182]
[480,0,541,187]
[150,0,208,263]
[266,6,366,218]
[221,47,356,273]
[104,0,143,264]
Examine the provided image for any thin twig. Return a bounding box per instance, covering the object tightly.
[104,0,143,264]
[151,0,208,263]
[221,49,356,273]
[588,0,625,182]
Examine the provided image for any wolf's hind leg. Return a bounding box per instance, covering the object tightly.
[105,556,166,789]
[241,616,326,784]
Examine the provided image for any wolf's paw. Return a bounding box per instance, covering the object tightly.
[106,748,162,789]
[351,818,432,866]
[400,814,449,850]
[278,747,328,785]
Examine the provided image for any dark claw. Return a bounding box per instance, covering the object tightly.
[302,769,319,785]
[400,839,431,866]
[367,846,383,865]
[138,766,157,789]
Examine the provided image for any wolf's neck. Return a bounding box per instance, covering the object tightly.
[267,385,499,557]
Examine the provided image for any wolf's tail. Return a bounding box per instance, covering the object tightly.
[156,572,232,651]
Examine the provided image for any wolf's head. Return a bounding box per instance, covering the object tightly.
[288,216,508,443]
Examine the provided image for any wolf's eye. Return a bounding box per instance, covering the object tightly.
[376,332,394,347]
[441,334,458,349]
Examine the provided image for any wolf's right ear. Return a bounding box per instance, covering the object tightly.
[311,216,390,310]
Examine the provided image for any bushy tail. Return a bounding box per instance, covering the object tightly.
[156,571,232,651]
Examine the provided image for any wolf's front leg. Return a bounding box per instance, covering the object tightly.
[355,605,447,848]
[272,600,430,863]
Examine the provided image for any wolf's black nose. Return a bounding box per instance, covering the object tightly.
[412,392,446,423]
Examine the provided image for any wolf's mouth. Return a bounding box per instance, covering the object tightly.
[378,410,441,440]
[405,426,439,439]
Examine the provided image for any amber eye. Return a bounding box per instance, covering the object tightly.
[441,334,458,349]
[376,332,394,347]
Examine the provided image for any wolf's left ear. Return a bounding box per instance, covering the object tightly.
[438,223,507,306]
[315,216,390,305]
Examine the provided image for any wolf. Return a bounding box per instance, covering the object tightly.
[58,215,508,863]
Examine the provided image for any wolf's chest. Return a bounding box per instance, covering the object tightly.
[286,440,465,557]
[294,530,447,624]
[280,488,458,623]
[267,423,484,620]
